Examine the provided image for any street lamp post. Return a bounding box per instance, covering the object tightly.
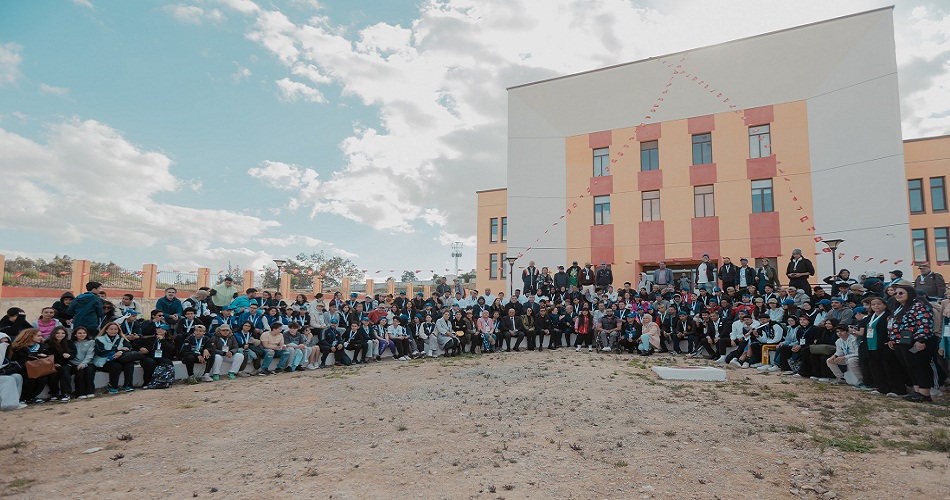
[505,255,518,297]
[821,239,844,280]
[273,259,287,292]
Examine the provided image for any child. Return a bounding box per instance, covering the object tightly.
[69,326,97,399]
[824,324,862,385]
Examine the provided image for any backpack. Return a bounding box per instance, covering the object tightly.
[145,364,176,389]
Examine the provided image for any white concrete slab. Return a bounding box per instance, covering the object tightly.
[652,365,726,382]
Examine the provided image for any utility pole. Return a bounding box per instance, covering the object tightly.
[451,242,463,277]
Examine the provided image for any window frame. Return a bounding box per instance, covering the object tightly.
[748,124,771,159]
[489,253,498,280]
[934,227,949,263]
[593,147,610,177]
[691,133,713,166]
[489,218,498,243]
[593,195,611,226]
[930,177,947,212]
[908,179,925,214]
[501,217,508,242]
[694,185,715,218]
[751,179,774,213]
[912,229,928,264]
[500,253,508,279]
[642,190,661,222]
[640,141,659,171]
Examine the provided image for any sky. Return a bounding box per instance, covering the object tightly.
[0,0,948,278]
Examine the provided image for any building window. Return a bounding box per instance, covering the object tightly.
[593,147,609,177]
[691,133,712,165]
[694,185,715,218]
[642,191,661,221]
[501,217,508,242]
[640,141,659,171]
[931,177,947,212]
[908,179,924,214]
[594,196,611,225]
[489,218,498,243]
[751,179,774,213]
[935,228,949,263]
[749,124,771,159]
[489,253,498,280]
[500,253,508,278]
[912,229,928,263]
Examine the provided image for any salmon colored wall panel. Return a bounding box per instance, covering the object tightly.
[638,169,663,191]
[743,105,774,126]
[688,114,715,134]
[590,175,613,196]
[750,212,782,258]
[747,155,777,179]
[639,221,665,262]
[689,163,717,185]
[589,131,612,149]
[566,135,593,266]
[590,224,615,264]
[771,101,815,263]
[636,123,661,141]
[691,217,721,260]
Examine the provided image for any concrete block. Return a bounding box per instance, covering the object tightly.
[652,365,726,382]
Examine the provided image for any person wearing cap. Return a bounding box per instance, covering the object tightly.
[116,308,143,345]
[695,254,714,292]
[211,277,239,310]
[827,297,853,325]
[914,263,946,299]
[785,249,815,298]
[316,317,346,367]
[735,258,755,289]
[885,269,904,289]
[576,262,594,299]
[565,261,580,288]
[182,290,214,326]
[138,323,176,386]
[595,261,613,292]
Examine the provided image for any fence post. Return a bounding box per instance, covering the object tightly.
[279,272,291,299]
[0,253,4,299]
[313,277,323,294]
[365,279,374,298]
[197,267,210,289]
[71,260,91,296]
[387,279,395,295]
[405,282,413,297]
[243,270,254,292]
[141,264,158,299]
[423,284,431,298]
[341,277,350,297]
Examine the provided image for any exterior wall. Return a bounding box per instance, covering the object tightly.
[904,135,950,279]
[475,189,508,293]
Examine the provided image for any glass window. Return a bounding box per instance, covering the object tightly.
[908,179,924,214]
[501,253,507,279]
[501,217,508,242]
[930,177,947,212]
[489,253,498,280]
[935,228,949,263]
[694,185,715,218]
[640,141,659,171]
[912,229,928,263]
[489,218,498,243]
[593,148,609,177]
[594,196,611,225]
[749,124,771,159]
[751,179,774,213]
[691,133,712,165]
[642,191,660,222]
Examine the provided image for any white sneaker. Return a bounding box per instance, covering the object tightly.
[588,346,593,352]
[77,394,89,399]
[781,370,794,375]
[791,374,802,378]
[201,374,214,382]
[601,347,612,352]
[729,359,741,367]
[715,356,727,363]
[399,356,408,361]
[831,378,844,385]
[575,347,581,352]
[750,363,762,368]
[885,392,899,398]
[756,365,771,371]
[767,366,781,372]
[809,376,819,381]
[306,364,318,370]
[816,377,831,383]
[741,362,750,369]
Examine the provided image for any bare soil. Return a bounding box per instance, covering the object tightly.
[2,351,949,499]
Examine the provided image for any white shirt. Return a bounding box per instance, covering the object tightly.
[697,263,709,284]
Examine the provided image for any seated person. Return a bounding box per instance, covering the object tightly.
[179,325,222,383]
[824,324,863,385]
[259,321,290,375]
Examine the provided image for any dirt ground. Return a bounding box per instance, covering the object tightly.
[2,351,949,499]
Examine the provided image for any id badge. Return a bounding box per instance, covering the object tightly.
[154,349,162,358]
[799,337,806,346]
[866,328,874,339]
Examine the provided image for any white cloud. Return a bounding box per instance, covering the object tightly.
[72,0,94,9]
[232,65,252,81]
[275,77,326,103]
[0,42,23,86]
[38,83,70,96]
[214,0,260,15]
[0,118,280,250]
[895,5,950,138]
[164,4,225,25]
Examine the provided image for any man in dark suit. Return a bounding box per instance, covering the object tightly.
[498,308,525,352]
[706,310,733,361]
[737,258,757,290]
[785,248,815,297]
[718,257,738,291]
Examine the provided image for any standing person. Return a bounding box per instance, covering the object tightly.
[756,258,781,294]
[718,257,738,291]
[786,249,815,298]
[887,285,937,402]
[696,254,715,292]
[66,281,104,336]
[567,261,581,290]
[579,263,596,299]
[595,262,613,293]
[653,262,673,288]
[522,261,541,295]
[736,258,756,290]
[914,263,946,299]
[211,277,239,312]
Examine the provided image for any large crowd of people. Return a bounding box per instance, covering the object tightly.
[1,250,948,410]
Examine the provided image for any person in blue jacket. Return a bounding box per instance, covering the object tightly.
[155,287,183,327]
[66,281,104,335]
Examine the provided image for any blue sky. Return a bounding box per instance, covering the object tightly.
[1,0,947,278]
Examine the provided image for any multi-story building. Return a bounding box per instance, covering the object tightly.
[904,135,950,278]
[476,7,945,294]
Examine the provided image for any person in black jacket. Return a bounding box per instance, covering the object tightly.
[498,308,524,352]
[44,326,74,402]
[718,257,738,291]
[707,310,732,361]
[794,318,838,379]
[0,308,33,338]
[786,249,816,297]
[346,320,370,364]
[138,324,175,386]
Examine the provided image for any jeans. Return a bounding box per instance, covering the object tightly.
[261,349,290,371]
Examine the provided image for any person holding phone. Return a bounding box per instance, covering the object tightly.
[887,285,937,402]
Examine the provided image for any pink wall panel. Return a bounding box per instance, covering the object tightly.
[688,114,715,134]
[743,105,774,125]
[636,123,661,141]
[749,212,782,258]
[691,217,721,260]
[747,155,777,179]
[589,131,612,149]
[590,175,613,196]
[689,163,717,185]
[637,169,663,191]
[639,221,665,262]
[590,224,615,264]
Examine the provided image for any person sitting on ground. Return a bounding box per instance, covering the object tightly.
[179,325,222,383]
[259,321,291,374]
[69,326,96,399]
[824,324,862,385]
[138,323,175,386]
[93,322,141,393]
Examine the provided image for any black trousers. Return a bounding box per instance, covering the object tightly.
[574,333,592,348]
[618,338,639,353]
[894,341,938,390]
[797,346,832,378]
[180,353,212,376]
[777,345,798,371]
[867,347,907,394]
[22,374,52,401]
[52,364,73,396]
[518,330,537,350]
[498,331,512,350]
[393,338,413,357]
[347,342,367,362]
[548,328,562,348]
[716,338,733,356]
[139,357,172,385]
[74,364,96,396]
[100,357,137,389]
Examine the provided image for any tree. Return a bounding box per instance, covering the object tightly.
[400,271,417,283]
[458,269,476,283]
[258,252,365,290]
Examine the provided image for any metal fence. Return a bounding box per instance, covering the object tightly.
[3,261,72,288]
[95,267,145,290]
[156,271,199,292]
